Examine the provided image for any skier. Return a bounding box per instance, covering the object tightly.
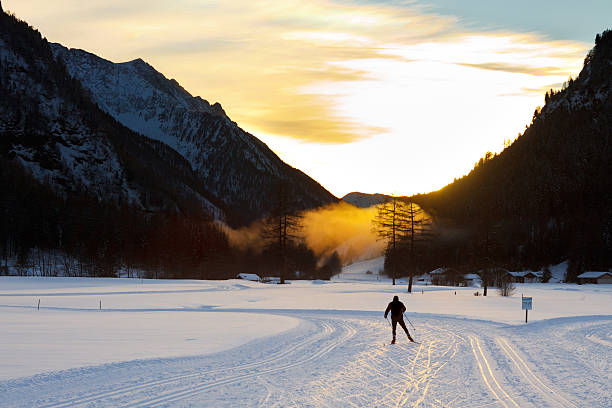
[384,295,415,344]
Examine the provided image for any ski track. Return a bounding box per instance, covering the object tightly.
[584,324,612,348]
[496,337,577,408]
[127,321,357,407]
[37,320,336,408]
[1,311,610,407]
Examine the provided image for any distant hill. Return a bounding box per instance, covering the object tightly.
[413,29,612,276]
[341,192,389,208]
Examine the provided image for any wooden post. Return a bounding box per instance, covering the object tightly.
[525,309,528,323]
[99,300,101,310]
[37,299,40,310]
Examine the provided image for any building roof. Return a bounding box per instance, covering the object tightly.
[506,271,526,277]
[429,267,447,275]
[463,274,481,280]
[523,271,541,277]
[237,273,260,281]
[577,271,612,279]
[505,271,541,278]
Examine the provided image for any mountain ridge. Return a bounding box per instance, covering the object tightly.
[0,13,223,218]
[51,43,338,226]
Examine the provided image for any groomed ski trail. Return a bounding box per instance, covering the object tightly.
[1,311,607,407]
[496,337,578,408]
[38,319,338,408]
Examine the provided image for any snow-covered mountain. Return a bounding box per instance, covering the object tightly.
[0,11,224,218]
[540,32,612,117]
[51,44,337,226]
[341,192,389,208]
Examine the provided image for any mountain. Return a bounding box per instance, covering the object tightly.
[0,11,222,218]
[0,6,335,278]
[341,192,389,208]
[414,29,612,275]
[51,44,337,226]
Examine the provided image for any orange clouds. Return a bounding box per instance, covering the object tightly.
[5,0,591,196]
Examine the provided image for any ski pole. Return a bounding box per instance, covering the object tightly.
[386,316,392,326]
[403,312,416,331]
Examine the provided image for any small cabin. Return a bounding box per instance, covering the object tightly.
[522,271,541,283]
[463,274,481,287]
[504,271,540,283]
[504,271,526,283]
[577,272,612,284]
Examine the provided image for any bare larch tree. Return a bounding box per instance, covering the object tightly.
[373,196,410,285]
[262,182,303,284]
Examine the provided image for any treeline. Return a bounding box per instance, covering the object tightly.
[0,159,227,278]
[0,160,341,280]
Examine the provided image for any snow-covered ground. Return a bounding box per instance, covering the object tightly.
[1,266,611,407]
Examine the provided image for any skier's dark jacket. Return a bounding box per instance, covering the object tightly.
[384,296,406,319]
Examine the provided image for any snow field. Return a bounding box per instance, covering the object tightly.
[0,308,298,380]
[0,275,611,407]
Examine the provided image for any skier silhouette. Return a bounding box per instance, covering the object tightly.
[384,295,415,344]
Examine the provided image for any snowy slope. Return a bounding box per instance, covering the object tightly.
[0,12,222,216]
[52,44,338,225]
[0,36,136,203]
[50,45,224,159]
[333,256,385,281]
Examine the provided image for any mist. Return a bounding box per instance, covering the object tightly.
[222,199,445,267]
[222,201,384,265]
[301,201,384,265]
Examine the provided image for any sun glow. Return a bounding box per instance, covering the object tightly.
[5,0,590,196]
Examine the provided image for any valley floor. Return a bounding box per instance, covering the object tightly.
[0,272,610,407]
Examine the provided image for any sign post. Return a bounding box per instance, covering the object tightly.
[522,297,532,323]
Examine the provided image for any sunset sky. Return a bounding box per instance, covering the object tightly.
[5,0,609,197]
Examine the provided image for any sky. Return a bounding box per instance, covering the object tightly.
[4,0,608,197]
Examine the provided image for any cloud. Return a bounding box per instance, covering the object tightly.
[4,0,459,145]
[5,0,592,196]
[137,38,249,56]
[253,114,388,144]
[457,62,569,77]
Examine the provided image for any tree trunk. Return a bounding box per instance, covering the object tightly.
[408,269,413,293]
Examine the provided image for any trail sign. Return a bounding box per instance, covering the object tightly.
[522,297,532,323]
[522,297,532,310]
